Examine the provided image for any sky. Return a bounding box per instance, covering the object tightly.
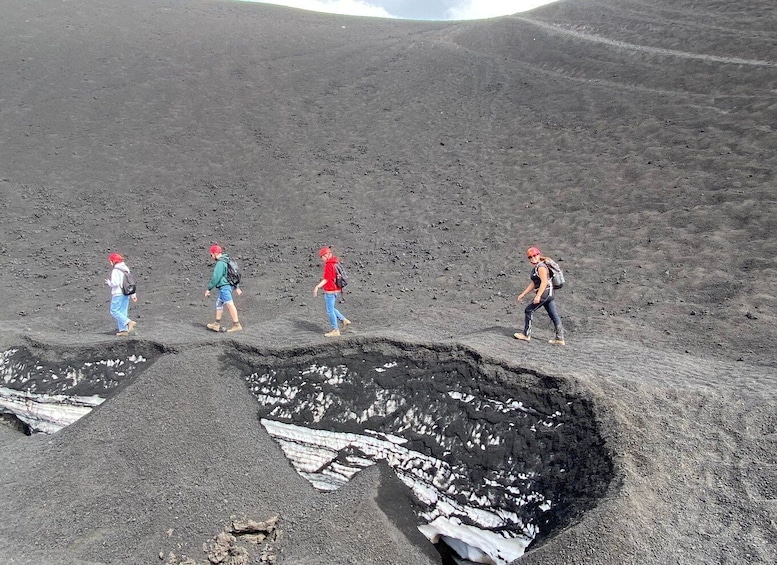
[240,0,559,21]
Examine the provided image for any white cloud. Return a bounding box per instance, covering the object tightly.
[446,0,557,20]
[245,0,396,19]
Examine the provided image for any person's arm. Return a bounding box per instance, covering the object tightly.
[313,278,327,297]
[205,262,226,296]
[207,262,226,290]
[107,268,122,291]
[313,263,333,296]
[517,281,534,301]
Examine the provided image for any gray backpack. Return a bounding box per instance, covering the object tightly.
[543,259,565,289]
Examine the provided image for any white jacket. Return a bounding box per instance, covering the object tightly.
[107,262,133,297]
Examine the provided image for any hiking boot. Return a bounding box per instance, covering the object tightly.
[324,328,341,337]
[226,323,243,333]
[513,333,531,342]
[341,319,351,331]
[206,322,221,332]
[548,338,566,346]
[127,320,137,333]
[116,331,129,337]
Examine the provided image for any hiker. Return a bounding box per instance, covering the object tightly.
[313,247,350,337]
[105,253,137,336]
[515,246,565,345]
[205,244,243,332]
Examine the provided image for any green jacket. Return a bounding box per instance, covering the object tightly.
[208,254,230,290]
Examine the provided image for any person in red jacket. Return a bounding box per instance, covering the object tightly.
[312,247,350,337]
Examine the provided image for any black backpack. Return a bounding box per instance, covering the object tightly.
[335,262,348,289]
[225,258,241,286]
[121,269,137,295]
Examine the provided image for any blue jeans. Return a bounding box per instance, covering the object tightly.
[110,294,130,331]
[324,291,345,330]
[215,285,233,311]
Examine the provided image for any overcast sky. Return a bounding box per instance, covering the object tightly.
[241,0,558,20]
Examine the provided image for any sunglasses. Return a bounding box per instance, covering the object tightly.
[527,254,540,259]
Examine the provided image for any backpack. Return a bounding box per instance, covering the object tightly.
[225,258,241,286]
[335,262,348,289]
[120,269,137,295]
[543,258,565,289]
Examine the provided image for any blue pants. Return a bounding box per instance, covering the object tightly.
[524,293,563,339]
[324,291,346,330]
[110,294,130,331]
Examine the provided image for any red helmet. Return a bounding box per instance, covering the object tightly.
[319,247,332,257]
[108,253,123,264]
[526,246,541,258]
[209,244,222,255]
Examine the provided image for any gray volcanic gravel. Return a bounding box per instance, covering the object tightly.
[0,0,776,564]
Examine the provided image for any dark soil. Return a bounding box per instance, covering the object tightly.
[0,0,775,564]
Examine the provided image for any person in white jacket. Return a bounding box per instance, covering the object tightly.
[105,253,137,336]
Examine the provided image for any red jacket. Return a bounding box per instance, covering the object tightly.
[322,256,341,292]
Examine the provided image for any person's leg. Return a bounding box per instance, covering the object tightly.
[329,292,351,329]
[324,292,339,329]
[515,301,540,341]
[118,295,129,330]
[110,295,130,332]
[516,288,554,341]
[109,296,121,330]
[523,301,542,337]
[544,299,565,344]
[226,301,239,323]
[215,297,224,323]
[331,293,346,324]
[207,291,225,331]
[221,286,241,331]
[217,286,238,323]
[214,286,242,331]
[121,294,137,332]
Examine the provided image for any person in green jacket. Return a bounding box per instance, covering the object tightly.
[204,244,242,332]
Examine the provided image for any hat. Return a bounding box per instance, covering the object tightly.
[209,244,222,255]
[108,253,123,264]
[318,247,332,257]
[526,246,541,258]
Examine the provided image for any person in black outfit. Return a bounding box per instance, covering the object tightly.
[514,246,565,345]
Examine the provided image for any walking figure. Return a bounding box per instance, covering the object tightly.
[105,253,137,336]
[515,246,565,345]
[205,244,243,332]
[313,247,350,337]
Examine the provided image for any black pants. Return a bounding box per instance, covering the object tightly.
[524,292,563,338]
